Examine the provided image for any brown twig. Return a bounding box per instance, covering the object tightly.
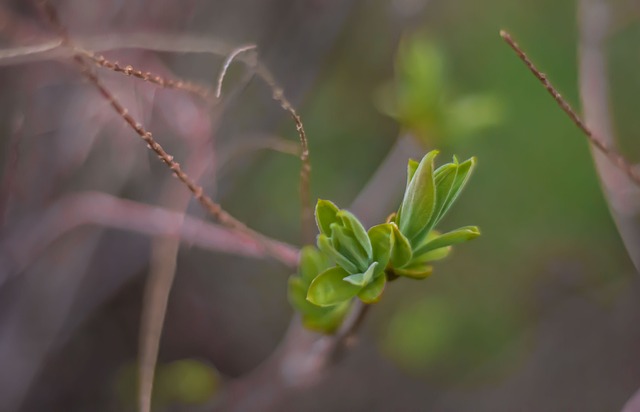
[36,0,287,262]
[255,64,313,244]
[76,46,212,100]
[500,30,640,187]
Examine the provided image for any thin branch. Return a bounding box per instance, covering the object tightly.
[75,46,212,100]
[0,191,298,285]
[500,30,640,187]
[216,134,301,173]
[0,34,313,242]
[0,39,61,60]
[255,64,313,244]
[36,0,287,262]
[0,33,233,67]
[138,143,213,412]
[215,44,257,98]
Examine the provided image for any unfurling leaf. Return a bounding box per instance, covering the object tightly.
[343,262,378,287]
[307,266,361,307]
[315,199,340,236]
[398,151,438,241]
[390,224,412,268]
[358,273,387,303]
[338,210,373,259]
[414,226,480,256]
[318,233,359,274]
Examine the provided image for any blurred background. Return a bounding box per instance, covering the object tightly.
[1,0,639,411]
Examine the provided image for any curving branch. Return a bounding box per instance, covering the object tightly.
[577,0,640,273]
[0,191,299,285]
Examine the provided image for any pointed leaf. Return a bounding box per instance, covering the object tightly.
[398,159,421,225]
[358,273,387,304]
[343,262,378,287]
[368,223,393,270]
[307,266,361,307]
[315,199,340,236]
[398,150,438,241]
[338,210,372,259]
[317,234,359,274]
[412,162,458,245]
[413,246,451,263]
[406,158,420,188]
[393,264,433,279]
[330,224,369,272]
[435,157,476,224]
[414,226,480,256]
[390,224,412,268]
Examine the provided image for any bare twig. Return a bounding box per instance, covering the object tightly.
[76,46,212,99]
[0,34,313,241]
[500,30,640,187]
[577,0,640,273]
[255,64,313,244]
[215,44,257,98]
[36,0,288,262]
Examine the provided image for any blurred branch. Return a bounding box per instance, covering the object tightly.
[577,0,640,273]
[139,147,212,412]
[36,0,294,264]
[215,133,301,174]
[0,112,24,227]
[0,33,234,67]
[0,191,299,284]
[350,134,424,227]
[1,31,314,244]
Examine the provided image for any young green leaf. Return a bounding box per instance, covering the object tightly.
[343,262,378,287]
[317,234,359,274]
[397,159,420,225]
[414,226,480,256]
[406,158,420,189]
[393,264,433,279]
[390,224,412,268]
[330,224,369,272]
[435,157,476,224]
[412,162,458,245]
[299,246,329,284]
[300,301,351,334]
[412,246,451,263]
[368,223,394,271]
[315,199,340,236]
[338,210,372,259]
[358,273,387,304]
[288,277,314,313]
[307,266,361,307]
[398,151,438,241]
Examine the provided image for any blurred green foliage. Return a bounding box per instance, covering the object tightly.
[375,31,503,146]
[115,359,219,410]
